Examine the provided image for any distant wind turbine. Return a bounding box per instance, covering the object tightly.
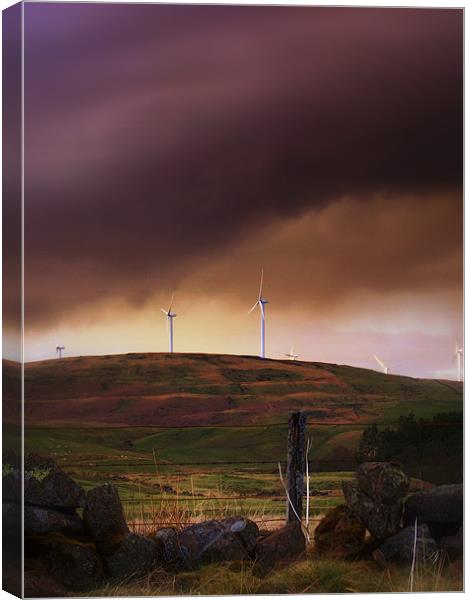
[56,345,65,359]
[454,342,463,382]
[249,269,269,359]
[373,354,389,375]
[161,294,177,353]
[285,348,299,361]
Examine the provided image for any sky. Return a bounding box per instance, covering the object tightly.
[4,4,463,377]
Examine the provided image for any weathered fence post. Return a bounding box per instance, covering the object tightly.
[286,411,306,524]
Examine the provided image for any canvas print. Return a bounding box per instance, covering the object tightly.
[2,2,464,597]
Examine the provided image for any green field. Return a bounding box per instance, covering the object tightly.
[9,352,461,532]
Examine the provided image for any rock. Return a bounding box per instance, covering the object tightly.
[37,536,103,591]
[404,484,463,528]
[255,522,305,573]
[151,528,184,569]
[8,503,84,536]
[177,519,250,569]
[357,462,409,504]
[342,481,402,540]
[23,454,86,508]
[440,525,463,560]
[83,484,129,548]
[220,517,259,554]
[151,518,259,571]
[314,505,365,559]
[373,524,438,566]
[105,533,162,581]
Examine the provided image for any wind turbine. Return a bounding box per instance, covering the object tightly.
[249,269,269,359]
[56,345,65,359]
[285,347,299,361]
[373,354,389,375]
[161,295,177,353]
[454,342,463,382]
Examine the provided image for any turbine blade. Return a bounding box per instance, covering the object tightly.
[259,301,265,319]
[248,301,259,314]
[161,308,169,315]
[373,354,387,371]
[258,268,264,299]
[168,292,174,314]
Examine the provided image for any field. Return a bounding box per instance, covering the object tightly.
[3,353,463,594]
[5,352,461,538]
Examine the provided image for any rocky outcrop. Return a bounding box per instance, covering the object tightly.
[35,536,104,591]
[404,484,463,528]
[341,463,409,541]
[176,517,258,569]
[404,484,463,559]
[3,453,87,509]
[83,483,129,548]
[151,527,183,569]
[24,454,87,508]
[373,524,438,566]
[105,533,162,581]
[356,462,409,504]
[314,504,365,559]
[341,462,463,567]
[255,522,305,573]
[23,505,84,536]
[342,480,403,540]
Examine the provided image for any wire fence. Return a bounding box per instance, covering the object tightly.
[52,416,461,532]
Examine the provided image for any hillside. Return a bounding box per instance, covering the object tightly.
[7,352,462,427]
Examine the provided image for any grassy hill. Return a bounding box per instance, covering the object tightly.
[3,353,463,523]
[9,352,462,427]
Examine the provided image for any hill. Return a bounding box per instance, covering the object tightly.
[9,352,461,427]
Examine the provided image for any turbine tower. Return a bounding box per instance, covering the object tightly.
[454,342,464,382]
[249,269,269,358]
[56,345,65,359]
[373,354,389,374]
[161,295,177,353]
[285,348,299,361]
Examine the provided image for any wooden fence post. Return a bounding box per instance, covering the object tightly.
[286,411,306,524]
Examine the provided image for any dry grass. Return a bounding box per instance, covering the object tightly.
[83,555,463,596]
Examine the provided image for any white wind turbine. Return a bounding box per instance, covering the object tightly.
[373,354,389,374]
[249,269,269,359]
[285,347,299,361]
[454,342,463,382]
[56,345,65,359]
[161,294,177,353]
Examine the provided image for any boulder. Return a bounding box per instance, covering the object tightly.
[220,517,259,555]
[404,484,463,528]
[24,454,86,509]
[22,504,83,536]
[342,480,402,540]
[373,524,438,566]
[177,519,251,568]
[357,462,409,504]
[440,525,463,560]
[105,533,162,581]
[151,528,184,570]
[314,505,365,559]
[255,522,305,573]
[83,484,129,548]
[36,536,103,591]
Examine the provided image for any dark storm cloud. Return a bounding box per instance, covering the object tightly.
[22,4,462,326]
